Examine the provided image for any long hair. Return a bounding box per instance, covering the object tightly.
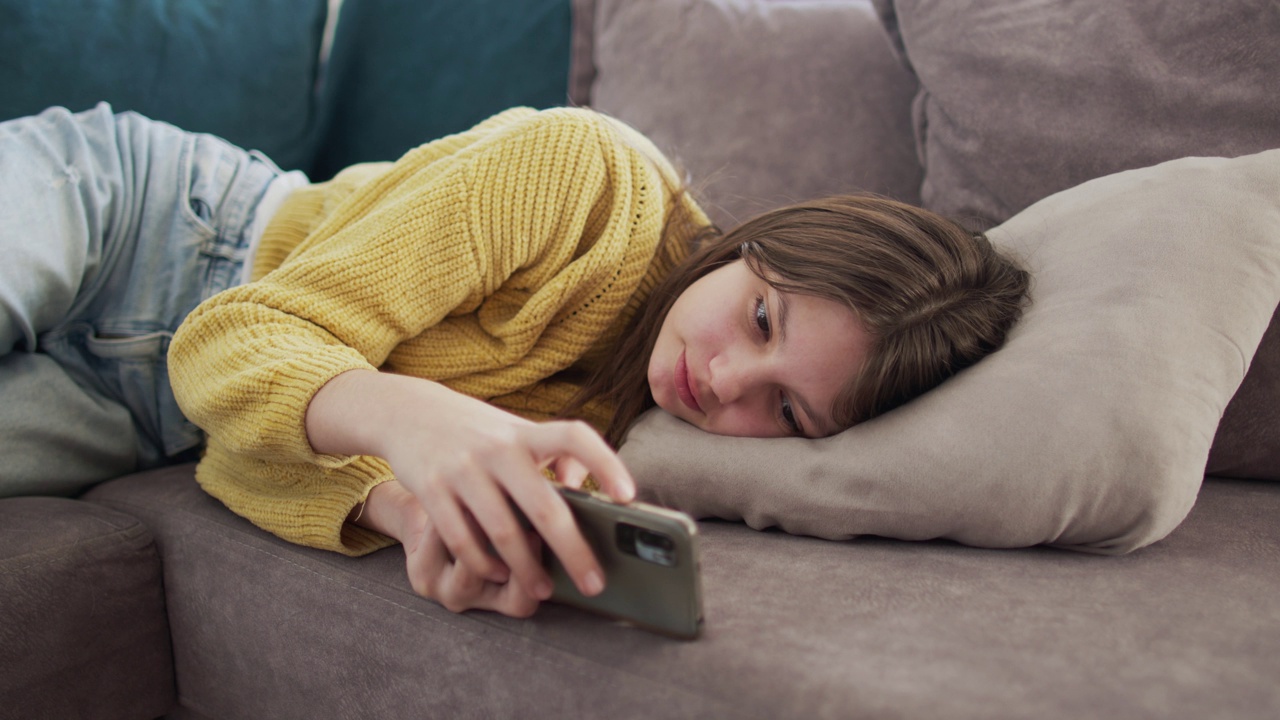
[566,194,1031,446]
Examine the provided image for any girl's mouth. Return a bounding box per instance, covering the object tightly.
[675,350,702,413]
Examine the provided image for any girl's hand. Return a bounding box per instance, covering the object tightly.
[357,481,542,616]
[307,369,636,607]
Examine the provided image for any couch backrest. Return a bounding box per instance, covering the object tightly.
[571,0,923,229]
[309,0,573,179]
[0,0,330,173]
[0,0,575,180]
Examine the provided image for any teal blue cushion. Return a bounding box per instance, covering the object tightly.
[311,0,572,179]
[0,0,328,172]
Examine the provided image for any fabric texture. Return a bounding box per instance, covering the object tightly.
[85,463,1280,719]
[0,104,282,496]
[1207,304,1280,480]
[0,0,329,173]
[170,107,707,556]
[621,149,1280,553]
[311,0,573,180]
[0,497,174,718]
[870,0,1280,230]
[579,0,922,228]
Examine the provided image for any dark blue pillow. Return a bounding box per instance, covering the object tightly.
[0,0,328,172]
[310,0,572,179]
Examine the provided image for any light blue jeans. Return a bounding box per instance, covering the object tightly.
[0,104,286,497]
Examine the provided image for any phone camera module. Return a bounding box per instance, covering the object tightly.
[616,522,677,567]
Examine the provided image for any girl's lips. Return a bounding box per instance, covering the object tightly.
[675,350,703,413]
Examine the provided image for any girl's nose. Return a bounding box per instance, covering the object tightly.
[708,352,763,407]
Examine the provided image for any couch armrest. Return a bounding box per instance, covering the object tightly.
[0,497,174,719]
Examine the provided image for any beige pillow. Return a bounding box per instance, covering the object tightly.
[574,0,922,228]
[620,150,1280,553]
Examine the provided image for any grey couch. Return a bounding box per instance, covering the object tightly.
[4,2,1279,719]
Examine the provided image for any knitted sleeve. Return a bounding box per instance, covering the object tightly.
[170,108,629,469]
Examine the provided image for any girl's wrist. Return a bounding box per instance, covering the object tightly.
[350,480,418,540]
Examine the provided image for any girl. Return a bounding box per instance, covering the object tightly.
[0,104,1028,617]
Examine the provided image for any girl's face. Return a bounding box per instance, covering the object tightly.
[647,259,872,438]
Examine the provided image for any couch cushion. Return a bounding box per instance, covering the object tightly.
[576,0,922,228]
[870,0,1280,230]
[622,149,1280,553]
[88,464,1280,719]
[309,0,573,180]
[0,0,330,173]
[0,497,174,719]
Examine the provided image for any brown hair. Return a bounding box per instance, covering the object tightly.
[566,194,1031,446]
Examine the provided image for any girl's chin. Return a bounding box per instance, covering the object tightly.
[648,384,681,419]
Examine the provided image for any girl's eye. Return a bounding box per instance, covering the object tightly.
[754,295,771,339]
[781,395,801,434]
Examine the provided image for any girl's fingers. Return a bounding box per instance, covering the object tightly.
[485,531,544,617]
[451,461,552,599]
[403,518,448,600]
[435,530,542,618]
[415,477,506,585]
[405,419,629,607]
[497,444,604,598]
[456,505,510,584]
[552,456,589,489]
[525,421,636,503]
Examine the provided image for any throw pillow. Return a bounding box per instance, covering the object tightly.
[311,0,572,180]
[0,0,329,173]
[619,149,1280,553]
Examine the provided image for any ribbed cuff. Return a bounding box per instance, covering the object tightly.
[196,444,397,557]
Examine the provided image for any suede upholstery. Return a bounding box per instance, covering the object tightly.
[1209,304,1280,480]
[0,497,173,719]
[576,0,922,227]
[3,1,1279,718]
[83,464,1280,719]
[870,0,1280,231]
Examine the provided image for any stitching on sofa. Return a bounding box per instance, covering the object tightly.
[0,522,152,574]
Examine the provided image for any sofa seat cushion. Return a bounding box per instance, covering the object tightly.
[0,497,174,719]
[87,464,1280,719]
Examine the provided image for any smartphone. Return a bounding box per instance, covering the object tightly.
[542,486,703,640]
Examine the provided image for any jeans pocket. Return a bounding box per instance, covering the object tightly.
[83,329,203,460]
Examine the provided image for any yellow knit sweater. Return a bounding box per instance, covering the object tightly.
[169,107,707,555]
